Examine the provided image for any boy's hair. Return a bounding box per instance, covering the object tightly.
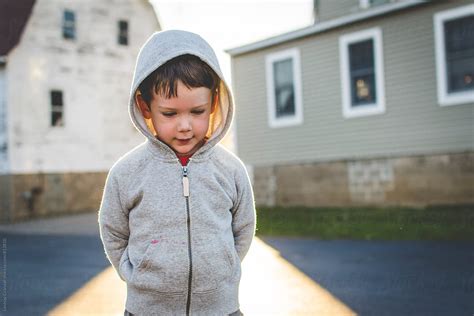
[137,54,220,107]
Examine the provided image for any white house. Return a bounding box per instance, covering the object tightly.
[0,0,161,222]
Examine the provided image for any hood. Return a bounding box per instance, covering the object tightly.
[128,30,234,160]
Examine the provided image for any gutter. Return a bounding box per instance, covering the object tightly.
[225,0,427,56]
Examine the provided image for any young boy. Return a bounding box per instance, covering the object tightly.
[98,30,256,316]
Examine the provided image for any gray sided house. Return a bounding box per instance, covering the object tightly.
[0,0,160,223]
[227,0,474,208]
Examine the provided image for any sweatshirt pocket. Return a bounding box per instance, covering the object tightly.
[130,237,188,295]
[192,238,237,294]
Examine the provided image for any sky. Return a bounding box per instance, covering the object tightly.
[150,0,314,84]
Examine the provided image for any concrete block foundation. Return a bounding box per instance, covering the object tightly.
[252,152,474,208]
[0,172,107,223]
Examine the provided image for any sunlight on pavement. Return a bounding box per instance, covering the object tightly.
[47,267,126,316]
[47,237,356,315]
[240,238,356,316]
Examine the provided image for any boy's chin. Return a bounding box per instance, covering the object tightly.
[173,145,197,157]
[173,140,206,157]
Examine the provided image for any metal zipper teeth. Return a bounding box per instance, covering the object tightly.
[181,159,192,316]
[185,195,192,316]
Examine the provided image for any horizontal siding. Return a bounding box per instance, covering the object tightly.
[317,0,395,22]
[318,0,360,22]
[232,0,474,166]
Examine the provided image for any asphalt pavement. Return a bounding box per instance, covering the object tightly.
[0,212,473,316]
[262,237,474,316]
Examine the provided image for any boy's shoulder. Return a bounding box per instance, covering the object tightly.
[212,144,249,175]
[108,141,151,180]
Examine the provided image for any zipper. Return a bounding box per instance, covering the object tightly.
[182,160,192,316]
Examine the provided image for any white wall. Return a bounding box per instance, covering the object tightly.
[6,0,160,174]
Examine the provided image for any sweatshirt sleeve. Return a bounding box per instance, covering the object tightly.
[98,169,130,281]
[231,164,257,262]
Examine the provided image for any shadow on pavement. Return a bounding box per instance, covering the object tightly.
[0,232,110,316]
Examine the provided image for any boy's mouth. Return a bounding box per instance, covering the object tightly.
[176,138,192,145]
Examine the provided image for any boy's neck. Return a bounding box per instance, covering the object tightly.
[178,154,191,166]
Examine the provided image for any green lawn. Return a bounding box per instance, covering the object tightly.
[255,205,474,241]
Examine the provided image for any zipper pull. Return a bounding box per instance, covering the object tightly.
[182,166,189,197]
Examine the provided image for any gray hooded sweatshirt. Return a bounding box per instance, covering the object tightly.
[98,30,256,316]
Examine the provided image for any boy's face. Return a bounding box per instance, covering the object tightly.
[136,80,215,157]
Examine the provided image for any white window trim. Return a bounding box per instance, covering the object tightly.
[360,0,370,9]
[339,27,386,118]
[434,4,474,107]
[265,48,303,128]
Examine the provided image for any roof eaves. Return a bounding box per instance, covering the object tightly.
[225,0,427,56]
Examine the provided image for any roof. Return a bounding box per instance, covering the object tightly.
[0,0,36,57]
[225,0,427,56]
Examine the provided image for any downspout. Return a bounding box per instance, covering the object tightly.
[0,55,10,222]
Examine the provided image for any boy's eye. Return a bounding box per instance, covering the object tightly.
[161,109,205,117]
[162,112,176,117]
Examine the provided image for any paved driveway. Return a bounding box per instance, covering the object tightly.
[1,233,110,316]
[262,237,474,316]
[1,212,473,315]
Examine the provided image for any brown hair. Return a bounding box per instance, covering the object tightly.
[137,54,220,107]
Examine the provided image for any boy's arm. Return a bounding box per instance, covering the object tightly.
[231,164,257,262]
[98,170,130,281]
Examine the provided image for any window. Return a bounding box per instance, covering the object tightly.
[265,48,303,128]
[50,90,64,127]
[63,10,75,40]
[118,20,128,46]
[339,27,385,118]
[434,4,474,106]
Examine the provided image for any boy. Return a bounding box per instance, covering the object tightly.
[98,30,256,316]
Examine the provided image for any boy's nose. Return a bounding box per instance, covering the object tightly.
[177,117,192,132]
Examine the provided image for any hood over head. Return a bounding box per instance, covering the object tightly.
[128,30,233,161]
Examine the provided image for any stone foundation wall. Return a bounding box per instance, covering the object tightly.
[0,172,107,223]
[253,152,474,207]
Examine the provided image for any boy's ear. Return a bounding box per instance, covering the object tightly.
[135,92,152,119]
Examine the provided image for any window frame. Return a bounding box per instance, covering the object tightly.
[360,0,370,9]
[434,4,474,107]
[265,48,304,128]
[339,27,386,118]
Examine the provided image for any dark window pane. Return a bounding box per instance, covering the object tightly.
[51,90,63,106]
[273,58,295,118]
[50,90,64,127]
[118,20,128,45]
[63,10,75,40]
[349,39,377,106]
[51,111,63,127]
[444,15,474,93]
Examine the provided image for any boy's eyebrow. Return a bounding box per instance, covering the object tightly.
[157,103,209,111]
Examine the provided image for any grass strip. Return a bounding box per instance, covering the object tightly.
[255,205,474,240]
